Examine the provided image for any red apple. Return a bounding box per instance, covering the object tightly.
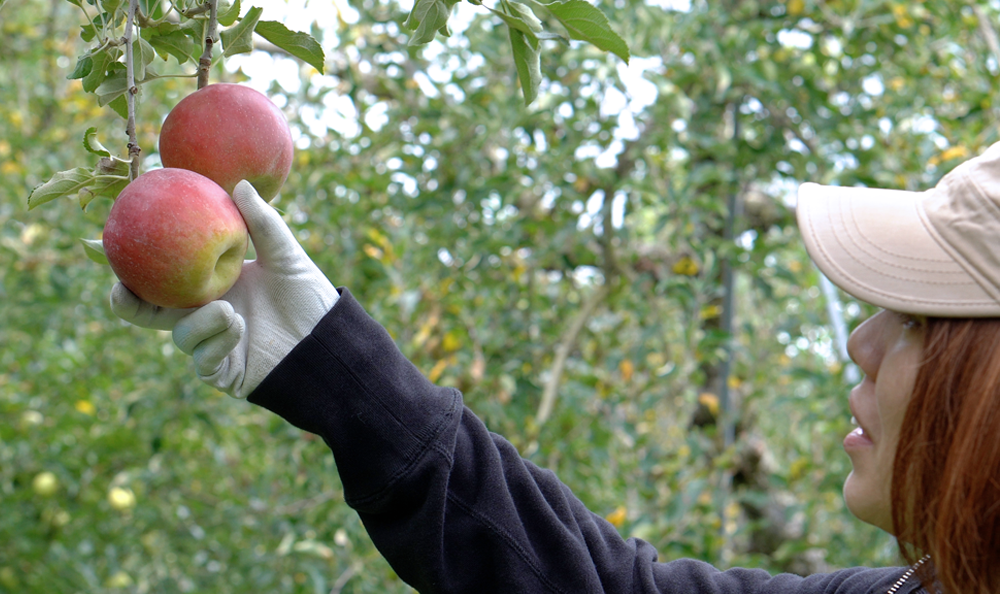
[159,83,293,201]
[103,168,249,309]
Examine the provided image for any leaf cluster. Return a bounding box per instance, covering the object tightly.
[406,0,629,104]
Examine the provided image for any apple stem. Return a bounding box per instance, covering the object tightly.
[124,0,141,181]
[197,0,220,90]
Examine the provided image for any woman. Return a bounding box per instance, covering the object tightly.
[110,142,1000,593]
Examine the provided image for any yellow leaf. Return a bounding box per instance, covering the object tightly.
[698,392,719,417]
[940,146,970,162]
[727,375,741,389]
[787,0,804,16]
[427,359,448,383]
[412,311,440,348]
[363,244,384,260]
[605,505,627,527]
[619,359,634,382]
[367,227,390,248]
[672,256,699,276]
[75,400,95,415]
[700,304,721,320]
[442,330,461,352]
[789,457,810,481]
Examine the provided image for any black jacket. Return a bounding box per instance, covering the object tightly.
[249,289,923,594]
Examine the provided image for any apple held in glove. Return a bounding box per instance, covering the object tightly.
[159,83,294,201]
[103,168,249,309]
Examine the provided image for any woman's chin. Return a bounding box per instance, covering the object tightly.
[843,472,894,534]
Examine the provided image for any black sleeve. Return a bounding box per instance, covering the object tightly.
[248,288,916,594]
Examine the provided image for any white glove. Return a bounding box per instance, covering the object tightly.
[110,180,339,399]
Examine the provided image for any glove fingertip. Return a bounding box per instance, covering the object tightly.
[109,283,141,320]
[231,180,298,261]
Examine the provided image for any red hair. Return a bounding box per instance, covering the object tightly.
[892,317,1000,593]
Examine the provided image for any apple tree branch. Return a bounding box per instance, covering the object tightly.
[124,0,141,180]
[197,0,219,89]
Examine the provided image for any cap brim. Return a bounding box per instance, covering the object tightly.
[796,182,999,316]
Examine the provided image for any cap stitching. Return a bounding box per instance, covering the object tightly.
[847,194,952,263]
[917,166,1000,303]
[808,204,995,306]
[833,200,975,281]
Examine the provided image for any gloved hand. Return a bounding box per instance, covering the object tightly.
[110,180,339,399]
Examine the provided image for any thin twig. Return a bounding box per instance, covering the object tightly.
[973,4,1000,69]
[274,490,339,515]
[329,564,359,594]
[124,0,141,180]
[196,0,219,89]
[535,283,610,428]
[532,120,654,435]
[181,2,212,17]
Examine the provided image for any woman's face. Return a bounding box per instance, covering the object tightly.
[842,309,925,533]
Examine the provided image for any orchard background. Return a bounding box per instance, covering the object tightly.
[2,0,999,591]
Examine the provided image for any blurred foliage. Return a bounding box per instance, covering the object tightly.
[3,0,1000,591]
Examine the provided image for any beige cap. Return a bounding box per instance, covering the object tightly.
[797,142,1000,316]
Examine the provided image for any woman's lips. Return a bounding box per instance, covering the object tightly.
[844,415,874,449]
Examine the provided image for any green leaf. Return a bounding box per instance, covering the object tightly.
[543,0,629,63]
[507,2,544,33]
[95,66,128,107]
[221,6,263,57]
[489,6,540,44]
[217,0,241,27]
[27,168,94,210]
[83,127,112,157]
[82,49,116,93]
[180,16,209,54]
[102,0,124,17]
[80,170,130,208]
[131,38,146,82]
[95,155,132,178]
[146,29,197,63]
[107,94,129,119]
[404,0,453,45]
[68,55,93,80]
[80,22,98,43]
[140,0,164,20]
[80,238,110,265]
[135,37,156,81]
[509,27,541,105]
[254,21,326,73]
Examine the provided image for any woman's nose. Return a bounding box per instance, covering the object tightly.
[847,310,888,382]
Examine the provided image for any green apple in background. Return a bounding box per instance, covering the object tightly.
[108,486,136,511]
[103,168,249,309]
[158,83,294,201]
[32,471,58,497]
